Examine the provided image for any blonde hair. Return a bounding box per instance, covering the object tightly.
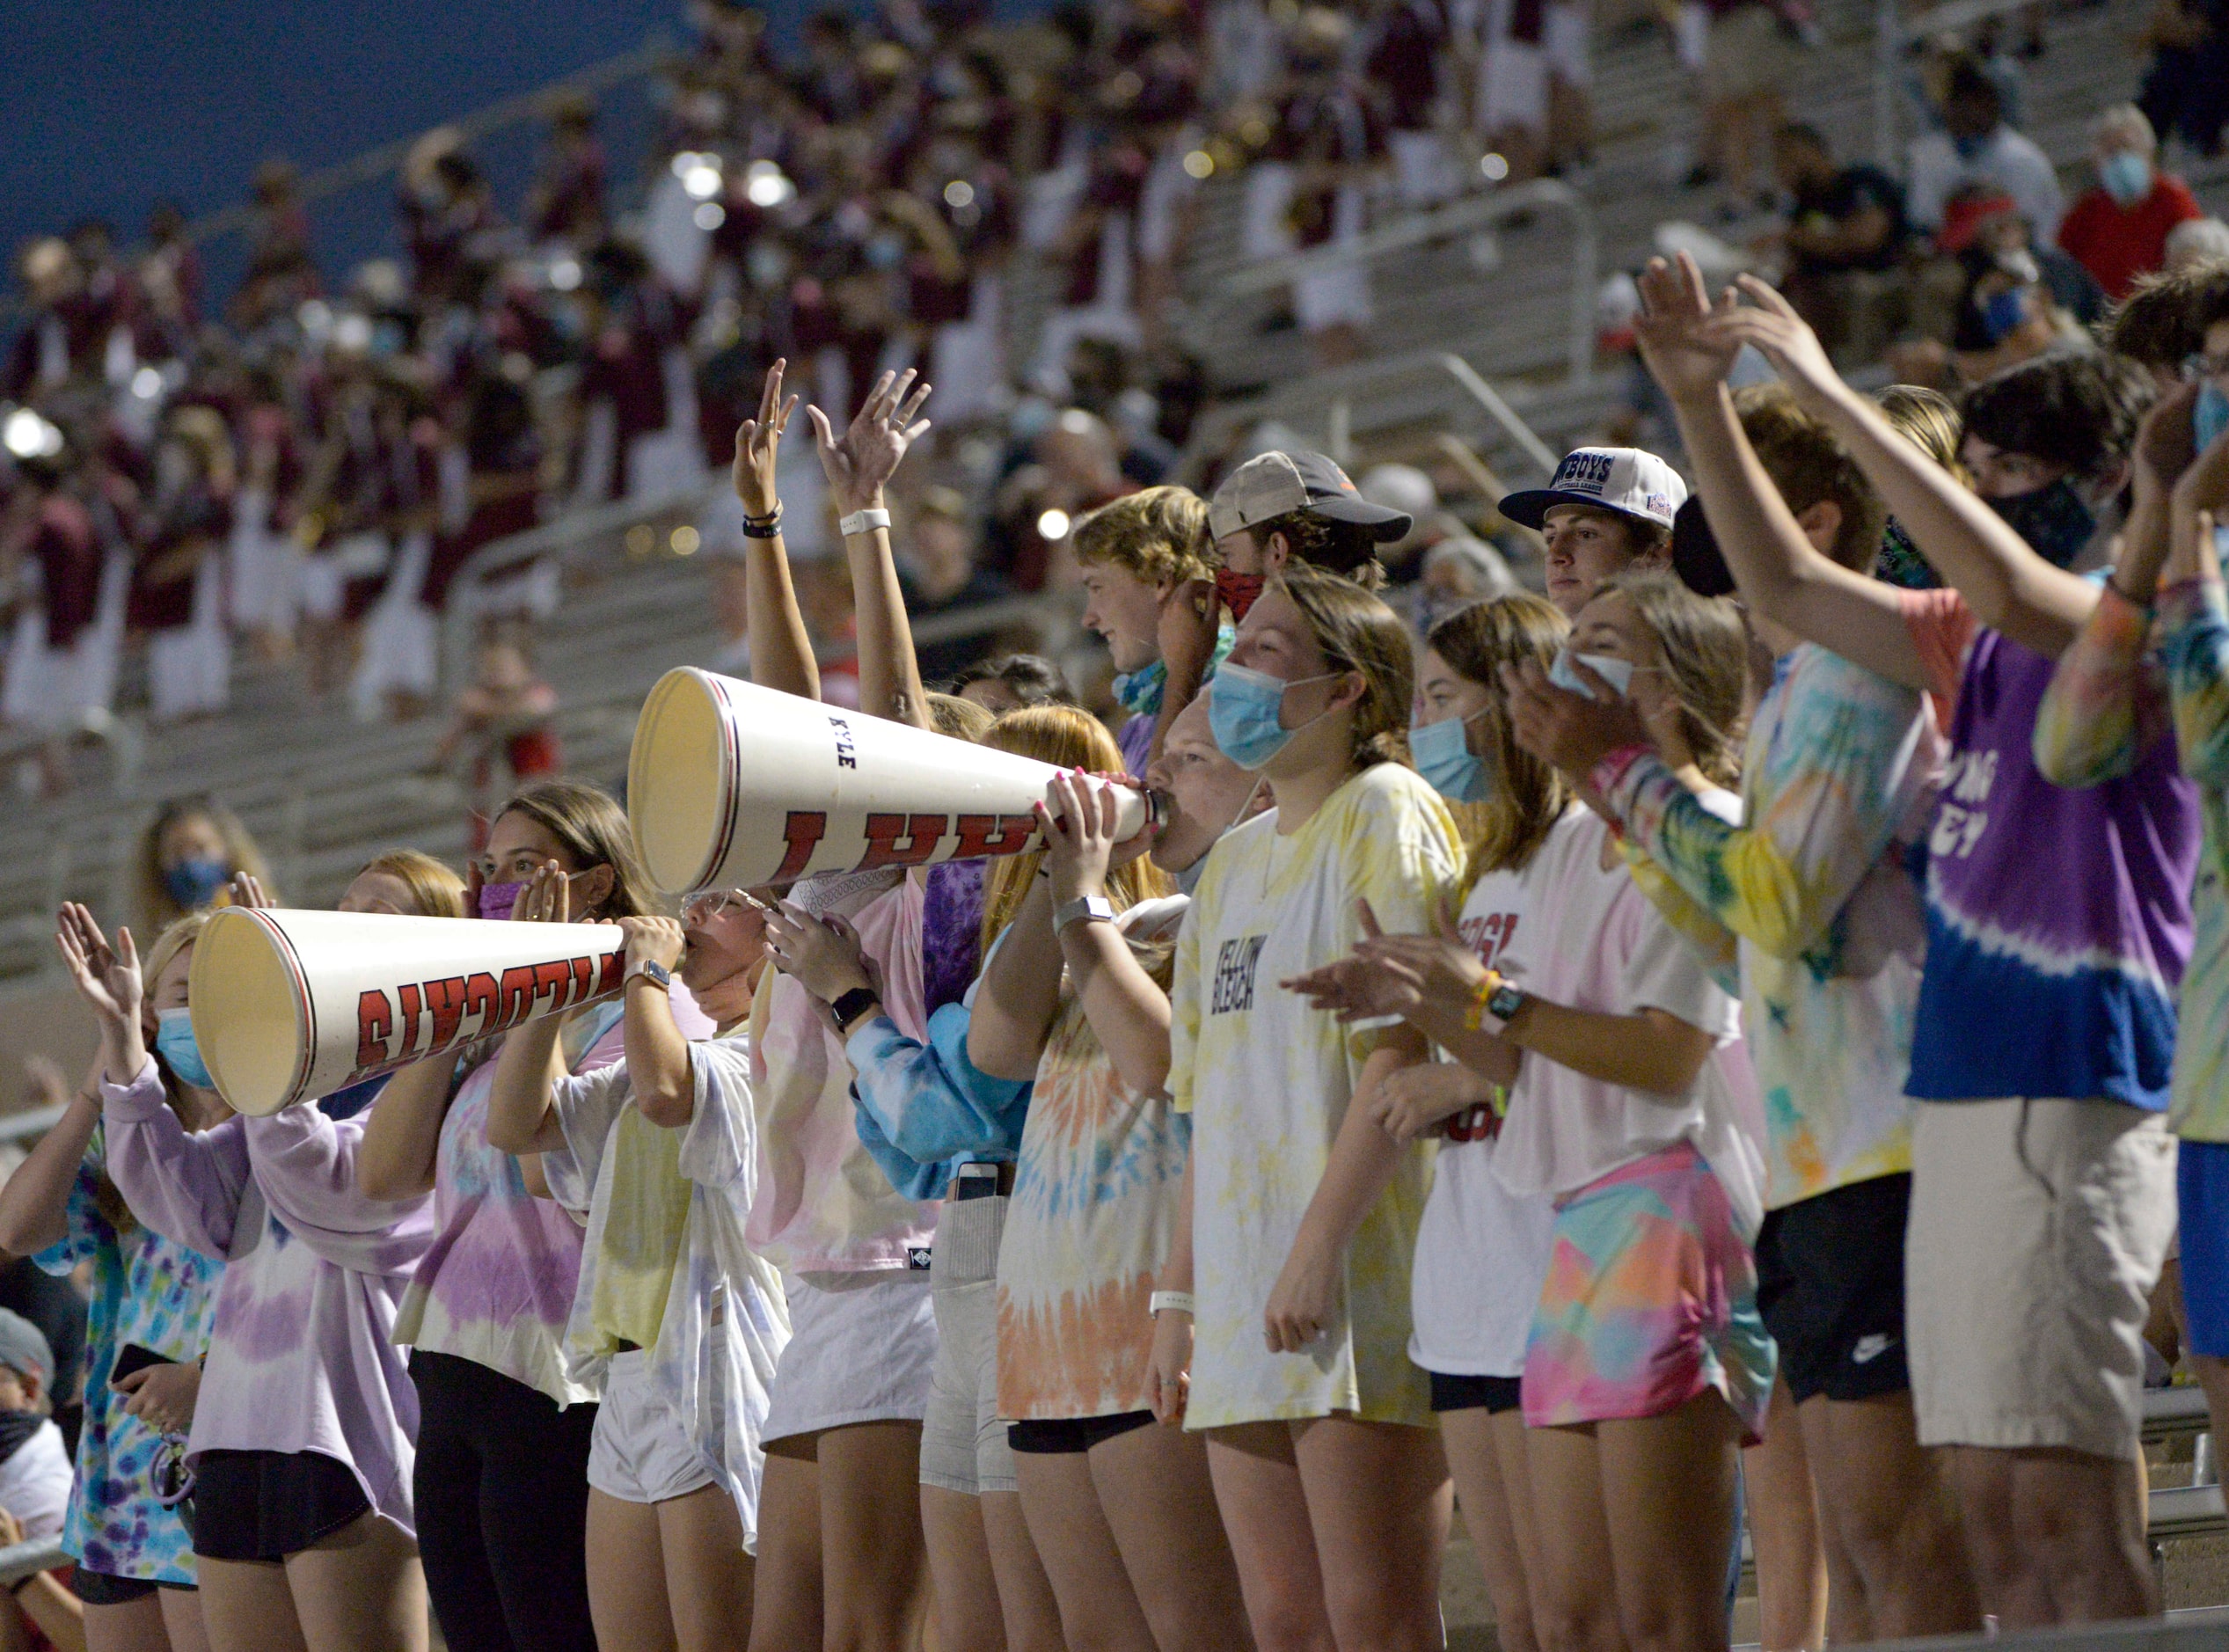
[1874,384,1970,486]
[1071,486,1216,586]
[493,779,658,919]
[1597,570,1750,788]
[135,797,275,935]
[357,850,469,919]
[1424,595,1574,885]
[1271,562,1415,771]
[977,706,1173,957]
[926,691,996,743]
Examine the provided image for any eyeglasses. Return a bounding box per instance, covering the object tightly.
[683,888,772,923]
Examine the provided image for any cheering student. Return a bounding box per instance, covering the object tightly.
[1203,450,1413,621]
[1498,446,1688,622]
[724,361,970,1652]
[360,786,688,1652]
[69,857,464,1652]
[1154,562,1464,1651]
[1677,255,2195,1630]
[0,918,223,1652]
[1289,592,1574,1652]
[1071,486,1227,777]
[485,859,787,1652]
[1523,351,1983,1641]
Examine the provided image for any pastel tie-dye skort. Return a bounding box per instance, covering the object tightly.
[1522,1143,1776,1441]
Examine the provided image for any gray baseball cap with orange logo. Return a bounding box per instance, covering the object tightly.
[1208,450,1415,543]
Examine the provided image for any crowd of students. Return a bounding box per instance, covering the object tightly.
[0,244,2225,1652]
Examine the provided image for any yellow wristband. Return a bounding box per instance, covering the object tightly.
[1463,971,1503,1033]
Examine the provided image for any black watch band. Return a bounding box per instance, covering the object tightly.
[829,985,881,1035]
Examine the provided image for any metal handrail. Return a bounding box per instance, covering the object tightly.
[0,1538,68,1588]
[0,1105,66,1146]
[1434,355,1561,478]
[1210,179,1598,384]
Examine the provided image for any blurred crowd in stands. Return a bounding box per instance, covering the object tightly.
[1,0,2225,811]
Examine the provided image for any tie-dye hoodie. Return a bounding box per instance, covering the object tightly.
[104,1061,436,1538]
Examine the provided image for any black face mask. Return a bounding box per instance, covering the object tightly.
[1874,516,1939,589]
[1988,477,2096,571]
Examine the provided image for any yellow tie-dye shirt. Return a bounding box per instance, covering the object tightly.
[1169,764,1463,1430]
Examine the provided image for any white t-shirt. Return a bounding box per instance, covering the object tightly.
[1489,808,1766,1239]
[0,1419,73,1541]
[1904,126,2065,242]
[1407,812,1577,1378]
[1171,763,1465,1429]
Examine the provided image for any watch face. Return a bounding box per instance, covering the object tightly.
[1488,983,1524,1020]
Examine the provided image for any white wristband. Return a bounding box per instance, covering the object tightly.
[838,507,892,537]
[1149,1290,1195,1319]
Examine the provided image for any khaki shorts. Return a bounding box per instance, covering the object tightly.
[919,1194,1018,1496]
[1907,1099,2176,1461]
[1702,4,1802,103]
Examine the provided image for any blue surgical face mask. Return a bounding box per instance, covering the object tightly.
[2098,151,2152,208]
[1547,650,1638,700]
[163,857,230,911]
[1208,662,1339,771]
[2196,382,2229,454]
[156,1008,215,1091]
[1409,710,1491,803]
[1978,287,2028,345]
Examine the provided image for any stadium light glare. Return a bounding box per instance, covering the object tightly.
[131,366,164,400]
[1182,150,1215,179]
[1036,508,1071,541]
[1480,152,1510,181]
[3,408,62,460]
[694,202,727,231]
[550,258,582,292]
[943,179,976,208]
[683,163,723,201]
[745,164,794,208]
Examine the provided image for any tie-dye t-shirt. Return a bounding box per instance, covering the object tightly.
[1169,764,1463,1430]
[1904,588,2199,1107]
[997,895,1192,1422]
[393,999,682,1406]
[2160,574,2229,1138]
[33,1122,221,1583]
[1597,644,1939,1208]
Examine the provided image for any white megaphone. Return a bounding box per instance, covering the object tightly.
[628,669,1159,895]
[188,905,628,1116]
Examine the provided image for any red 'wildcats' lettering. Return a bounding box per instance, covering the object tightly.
[355,990,394,1071]
[855,812,947,871]
[949,815,1039,859]
[772,811,828,881]
[346,947,625,1084]
[422,976,468,1053]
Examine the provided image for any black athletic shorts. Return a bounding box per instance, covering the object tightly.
[191,1449,371,1563]
[1006,1411,1157,1454]
[74,1570,196,1605]
[1427,1371,1524,1414]
[1754,1172,1912,1404]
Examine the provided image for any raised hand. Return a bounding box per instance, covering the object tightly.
[732,357,800,520]
[808,368,934,519]
[617,915,687,974]
[763,902,877,1005]
[510,860,572,925]
[229,871,274,910]
[56,903,148,1083]
[1633,252,1741,405]
[1501,656,1651,781]
[1699,274,1847,414]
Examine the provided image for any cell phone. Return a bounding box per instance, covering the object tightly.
[109,1344,177,1387]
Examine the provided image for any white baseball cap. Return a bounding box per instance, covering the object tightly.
[1499,447,1687,533]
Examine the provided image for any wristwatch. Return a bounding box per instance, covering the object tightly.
[829,985,881,1036]
[1482,980,1527,1034]
[1054,895,1117,935]
[625,959,672,990]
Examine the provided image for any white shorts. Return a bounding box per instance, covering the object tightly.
[588,1350,716,1505]
[761,1268,938,1446]
[1545,2,1591,85]
[920,1195,1017,1496]
[1907,1099,2177,1461]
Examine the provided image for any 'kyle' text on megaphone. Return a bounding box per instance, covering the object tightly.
[188,906,627,1115]
[628,669,1158,895]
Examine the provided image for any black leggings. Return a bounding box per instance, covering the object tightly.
[410,1349,599,1652]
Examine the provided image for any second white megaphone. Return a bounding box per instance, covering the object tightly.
[627,669,1157,895]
